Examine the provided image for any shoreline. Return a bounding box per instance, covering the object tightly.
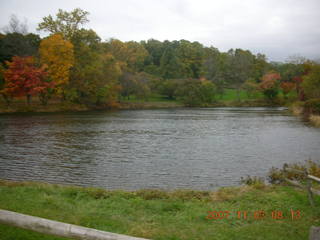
[0,99,283,114]
[290,102,320,127]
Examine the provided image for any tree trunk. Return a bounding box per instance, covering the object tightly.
[26,94,31,105]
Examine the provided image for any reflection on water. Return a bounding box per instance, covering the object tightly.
[0,107,320,190]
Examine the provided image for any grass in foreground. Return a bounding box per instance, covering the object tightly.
[0,180,319,240]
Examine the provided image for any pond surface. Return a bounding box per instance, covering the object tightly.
[0,107,320,190]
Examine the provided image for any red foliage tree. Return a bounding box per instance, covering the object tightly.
[260,72,281,89]
[280,81,295,98]
[3,56,53,104]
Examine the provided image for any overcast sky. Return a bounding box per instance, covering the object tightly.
[1,0,319,61]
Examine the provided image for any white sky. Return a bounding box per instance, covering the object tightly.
[1,0,320,61]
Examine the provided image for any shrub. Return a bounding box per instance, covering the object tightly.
[175,79,216,106]
[240,175,265,188]
[267,160,320,184]
[304,98,320,115]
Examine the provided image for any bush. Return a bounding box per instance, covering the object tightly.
[240,175,265,188]
[267,160,320,184]
[175,79,216,106]
[304,98,320,115]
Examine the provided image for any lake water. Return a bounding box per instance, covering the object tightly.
[0,107,320,190]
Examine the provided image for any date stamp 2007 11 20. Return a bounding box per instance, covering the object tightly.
[206,209,301,220]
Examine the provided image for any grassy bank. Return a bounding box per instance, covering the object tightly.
[0,180,319,240]
[310,114,320,127]
[0,97,93,114]
[0,95,184,114]
[118,95,184,109]
[0,89,294,114]
[290,101,320,127]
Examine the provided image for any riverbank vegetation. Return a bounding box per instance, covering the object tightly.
[1,9,319,113]
[0,178,319,240]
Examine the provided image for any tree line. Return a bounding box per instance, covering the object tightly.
[0,8,319,107]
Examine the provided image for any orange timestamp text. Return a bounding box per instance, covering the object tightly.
[206,209,301,220]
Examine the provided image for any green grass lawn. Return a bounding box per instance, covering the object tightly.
[218,89,298,102]
[0,180,319,240]
[122,89,298,105]
[219,89,264,101]
[120,93,179,103]
[0,89,298,113]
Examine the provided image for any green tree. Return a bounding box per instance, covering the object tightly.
[231,49,255,101]
[126,41,149,72]
[252,53,269,82]
[70,37,121,105]
[37,8,89,40]
[157,79,181,99]
[176,40,205,78]
[141,39,165,76]
[160,42,186,79]
[202,47,225,97]
[242,78,259,98]
[0,33,40,63]
[175,79,216,106]
[302,64,320,99]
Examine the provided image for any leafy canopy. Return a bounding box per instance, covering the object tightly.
[37,8,89,40]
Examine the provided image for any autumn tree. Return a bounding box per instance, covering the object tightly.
[38,8,121,105]
[119,71,152,100]
[96,53,122,105]
[106,39,148,72]
[2,56,52,104]
[0,63,9,104]
[39,33,74,98]
[70,33,122,105]
[82,52,121,105]
[119,71,138,99]
[280,81,295,99]
[260,72,281,101]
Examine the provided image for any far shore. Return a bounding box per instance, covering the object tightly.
[0,99,284,114]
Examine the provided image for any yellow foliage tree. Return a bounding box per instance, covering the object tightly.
[39,33,74,97]
[107,39,148,71]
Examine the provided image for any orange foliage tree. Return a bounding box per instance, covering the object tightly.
[260,72,281,101]
[280,81,295,98]
[39,33,74,98]
[2,56,52,104]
